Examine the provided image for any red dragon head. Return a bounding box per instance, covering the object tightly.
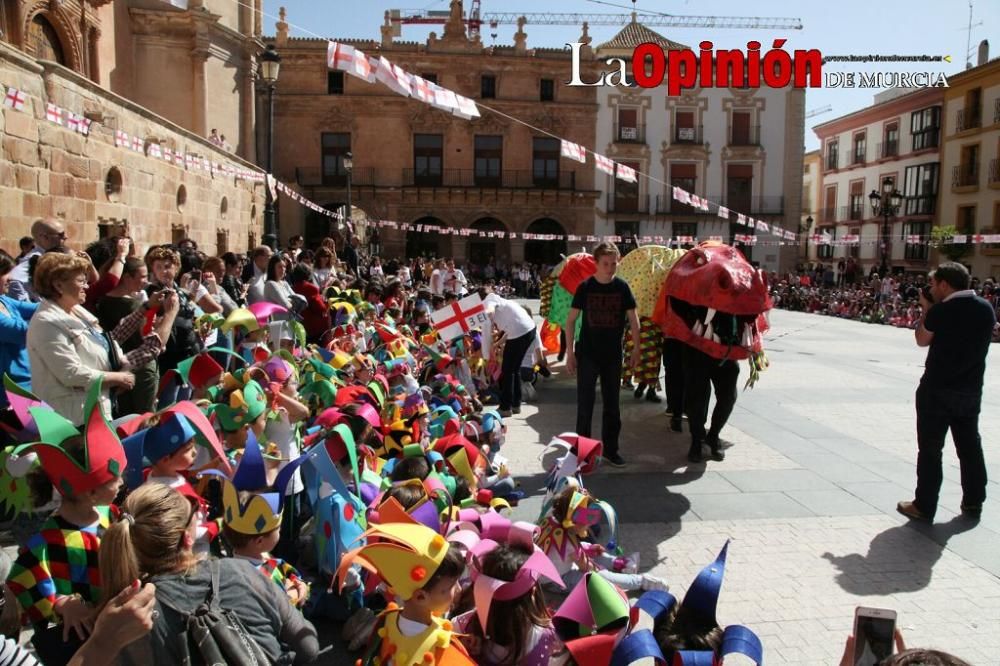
[654,242,772,360]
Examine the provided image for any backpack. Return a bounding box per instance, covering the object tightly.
[157,559,273,666]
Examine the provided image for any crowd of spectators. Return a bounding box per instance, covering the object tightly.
[770,262,1000,340]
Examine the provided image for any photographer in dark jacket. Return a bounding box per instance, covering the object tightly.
[898,262,996,522]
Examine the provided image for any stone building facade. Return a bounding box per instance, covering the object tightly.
[267,1,600,265]
[0,0,264,255]
[592,17,806,272]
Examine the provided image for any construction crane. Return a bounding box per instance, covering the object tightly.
[389,7,803,40]
[805,105,832,119]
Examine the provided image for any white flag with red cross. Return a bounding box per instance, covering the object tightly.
[453,93,480,120]
[431,293,489,341]
[329,42,374,83]
[560,139,586,163]
[410,75,436,105]
[45,103,63,125]
[594,153,615,175]
[615,163,637,183]
[65,112,80,132]
[430,84,458,113]
[3,87,26,111]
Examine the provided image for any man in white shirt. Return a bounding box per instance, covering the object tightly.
[444,259,468,296]
[482,289,537,417]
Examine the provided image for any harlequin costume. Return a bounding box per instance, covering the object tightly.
[5,379,126,626]
[336,520,475,666]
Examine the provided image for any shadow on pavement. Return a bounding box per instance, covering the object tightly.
[822,516,980,595]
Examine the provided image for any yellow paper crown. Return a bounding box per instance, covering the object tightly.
[337,522,450,600]
[220,479,283,535]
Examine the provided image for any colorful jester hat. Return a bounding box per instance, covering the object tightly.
[203,430,307,535]
[337,518,455,601]
[210,378,268,432]
[553,572,631,666]
[432,432,486,488]
[1,375,47,442]
[467,516,564,632]
[541,432,603,500]
[15,377,126,497]
[120,402,231,489]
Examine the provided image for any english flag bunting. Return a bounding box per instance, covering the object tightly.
[594,154,615,175]
[616,163,637,183]
[453,94,480,120]
[3,87,26,111]
[45,103,63,125]
[560,139,586,163]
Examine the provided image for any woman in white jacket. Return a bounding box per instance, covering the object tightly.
[26,253,135,425]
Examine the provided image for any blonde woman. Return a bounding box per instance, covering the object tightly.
[26,253,135,425]
[99,484,319,665]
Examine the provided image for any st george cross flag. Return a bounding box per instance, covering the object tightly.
[671,186,690,204]
[77,116,92,135]
[560,139,586,163]
[329,42,375,83]
[45,103,63,125]
[430,84,459,113]
[410,75,435,104]
[3,87,26,111]
[453,93,480,120]
[736,213,747,226]
[132,136,143,153]
[431,293,489,341]
[375,56,410,96]
[594,153,615,175]
[615,163,637,183]
[116,130,129,147]
[717,205,730,220]
[755,219,770,233]
[65,113,80,132]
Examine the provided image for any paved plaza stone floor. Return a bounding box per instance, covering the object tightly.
[497,307,1000,665]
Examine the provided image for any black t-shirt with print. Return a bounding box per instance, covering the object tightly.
[922,293,996,393]
[571,276,636,360]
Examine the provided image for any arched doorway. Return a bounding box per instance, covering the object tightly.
[467,218,509,269]
[524,218,567,267]
[304,202,343,249]
[406,217,448,259]
[26,14,66,66]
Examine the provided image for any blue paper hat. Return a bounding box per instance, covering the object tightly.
[675,626,762,665]
[122,413,197,488]
[681,539,729,625]
[610,630,664,666]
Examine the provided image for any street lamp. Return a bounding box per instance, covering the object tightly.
[259,44,281,250]
[343,151,353,232]
[868,177,903,277]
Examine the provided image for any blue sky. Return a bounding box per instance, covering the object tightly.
[262,0,998,151]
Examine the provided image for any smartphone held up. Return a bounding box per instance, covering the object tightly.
[853,606,897,666]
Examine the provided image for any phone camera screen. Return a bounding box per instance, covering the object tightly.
[855,617,895,666]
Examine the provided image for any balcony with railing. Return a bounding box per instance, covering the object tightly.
[846,203,865,221]
[607,193,650,214]
[956,107,981,133]
[952,164,979,189]
[401,169,578,190]
[728,124,761,147]
[613,124,646,144]
[877,141,898,159]
[296,166,378,187]
[851,149,866,166]
[989,158,1000,186]
[673,124,704,145]
[825,152,840,171]
[819,206,838,223]
[905,195,937,216]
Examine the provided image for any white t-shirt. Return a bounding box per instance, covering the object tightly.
[430,269,444,295]
[398,266,411,284]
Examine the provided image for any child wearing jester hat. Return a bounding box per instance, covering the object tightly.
[451,519,569,666]
[337,520,473,666]
[5,379,126,663]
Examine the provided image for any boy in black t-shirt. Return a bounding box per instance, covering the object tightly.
[565,243,641,467]
[898,262,996,523]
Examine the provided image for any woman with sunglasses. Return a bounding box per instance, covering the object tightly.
[98,483,319,665]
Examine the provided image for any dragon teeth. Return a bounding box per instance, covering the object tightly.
[712,334,722,344]
[703,323,714,339]
[704,308,716,326]
[693,321,705,337]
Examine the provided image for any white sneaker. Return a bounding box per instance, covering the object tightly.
[640,574,669,592]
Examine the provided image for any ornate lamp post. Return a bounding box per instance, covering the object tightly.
[259,45,281,250]
[868,177,903,276]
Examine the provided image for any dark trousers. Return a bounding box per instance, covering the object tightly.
[662,338,685,417]
[499,329,536,411]
[682,345,739,444]
[914,384,987,515]
[576,351,623,456]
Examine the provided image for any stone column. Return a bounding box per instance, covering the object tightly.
[190,46,210,138]
[240,63,256,162]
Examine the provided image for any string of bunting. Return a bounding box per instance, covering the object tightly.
[6,59,996,249]
[2,81,266,183]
